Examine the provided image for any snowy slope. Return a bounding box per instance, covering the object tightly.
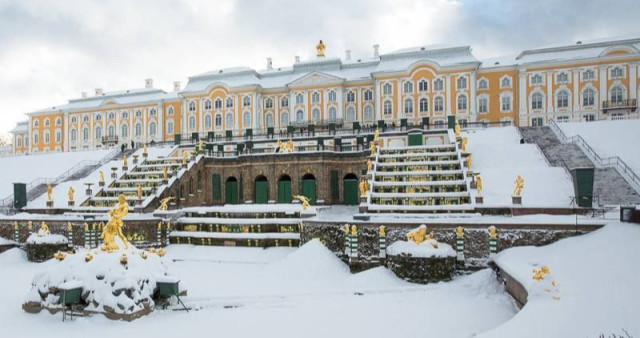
[484,222,640,337]
[465,127,574,207]
[558,120,640,174]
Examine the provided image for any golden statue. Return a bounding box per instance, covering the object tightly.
[369,142,376,156]
[293,195,310,210]
[158,197,175,211]
[475,175,483,196]
[513,175,524,197]
[374,127,380,143]
[379,225,386,237]
[182,150,188,164]
[137,185,143,199]
[39,221,50,235]
[454,122,461,138]
[276,140,284,152]
[123,154,128,167]
[488,225,497,239]
[406,225,434,245]
[316,40,326,57]
[344,224,350,234]
[46,184,53,202]
[162,167,169,180]
[359,179,369,197]
[68,186,75,202]
[99,171,105,184]
[350,224,357,236]
[456,226,464,238]
[367,159,373,172]
[466,155,472,170]
[143,144,148,154]
[286,139,294,152]
[101,194,130,252]
[198,139,204,152]
[461,137,468,152]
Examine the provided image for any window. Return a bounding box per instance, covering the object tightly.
[501,95,511,111]
[557,116,569,122]
[532,93,543,110]
[611,86,624,102]
[44,131,50,144]
[188,116,196,130]
[501,77,511,88]
[531,74,543,85]
[167,120,174,134]
[312,108,320,122]
[96,114,102,121]
[33,132,39,145]
[419,98,429,113]
[478,97,488,113]
[312,92,320,104]
[364,106,373,120]
[418,80,428,92]
[456,76,467,89]
[44,118,50,126]
[226,98,233,108]
[121,124,128,137]
[583,69,595,80]
[295,94,304,104]
[556,72,569,83]
[364,90,373,101]
[457,95,467,110]
[434,97,444,112]
[347,91,355,102]
[33,120,39,128]
[266,114,274,127]
[383,100,392,115]
[71,116,77,123]
[95,126,101,139]
[83,127,89,140]
[214,99,222,109]
[243,96,251,107]
[243,112,251,126]
[583,88,595,106]
[403,81,413,94]
[478,79,488,90]
[383,83,392,95]
[149,109,156,117]
[328,107,337,121]
[404,98,413,114]
[532,117,544,126]
[265,98,273,109]
[168,107,174,115]
[189,102,196,112]
[281,97,289,108]
[434,78,444,91]
[215,114,222,127]
[226,113,233,128]
[205,115,212,129]
[346,107,355,121]
[135,110,141,118]
[204,99,212,110]
[17,137,22,147]
[108,113,115,119]
[55,130,61,143]
[611,67,624,78]
[557,91,569,108]
[296,110,304,122]
[281,112,289,126]
[584,115,595,122]
[328,91,336,102]
[135,123,142,136]
[83,115,89,122]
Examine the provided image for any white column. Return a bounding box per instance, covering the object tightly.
[599,66,607,105]
[158,104,163,142]
[572,70,580,116]
[629,63,637,100]
[374,80,381,121]
[198,99,204,134]
[546,72,554,122]
[143,108,148,143]
[518,70,527,125]
[445,75,452,116]
[64,112,69,152]
[396,79,402,120]
[469,72,477,118]
[337,87,344,119]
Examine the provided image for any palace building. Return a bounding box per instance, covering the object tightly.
[10,36,640,155]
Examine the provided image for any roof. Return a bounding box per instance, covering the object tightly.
[10,121,28,134]
[516,36,640,64]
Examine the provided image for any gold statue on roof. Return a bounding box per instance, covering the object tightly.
[101,194,129,252]
[316,40,326,57]
[513,175,524,197]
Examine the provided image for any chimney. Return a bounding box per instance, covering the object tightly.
[81,92,87,98]
[173,81,181,91]
[95,88,103,96]
[267,57,273,70]
[373,44,380,58]
[345,50,351,61]
[145,78,153,88]
[295,55,300,64]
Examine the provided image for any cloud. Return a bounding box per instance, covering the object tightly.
[0,0,638,136]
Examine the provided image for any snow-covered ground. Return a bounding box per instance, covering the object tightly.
[0,149,111,198]
[465,127,574,207]
[558,120,640,174]
[485,222,640,337]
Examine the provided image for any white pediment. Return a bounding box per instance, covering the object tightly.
[288,72,345,87]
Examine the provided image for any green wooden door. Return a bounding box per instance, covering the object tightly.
[278,178,292,203]
[254,178,268,204]
[408,133,423,146]
[343,178,358,205]
[225,179,238,204]
[302,178,317,205]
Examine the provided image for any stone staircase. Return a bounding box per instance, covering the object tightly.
[520,126,640,206]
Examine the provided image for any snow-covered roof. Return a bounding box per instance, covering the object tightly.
[516,36,640,65]
[10,121,28,134]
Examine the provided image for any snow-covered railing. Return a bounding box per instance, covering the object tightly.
[549,119,640,193]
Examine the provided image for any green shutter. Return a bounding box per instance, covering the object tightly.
[225,179,238,204]
[330,171,339,201]
[302,178,316,205]
[408,133,423,146]
[212,174,221,200]
[255,179,268,204]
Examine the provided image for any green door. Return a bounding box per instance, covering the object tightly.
[254,178,268,204]
[408,133,423,146]
[278,178,292,203]
[302,178,317,205]
[343,177,358,205]
[225,179,238,204]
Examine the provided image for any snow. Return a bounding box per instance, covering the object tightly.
[169,231,300,240]
[465,127,574,207]
[0,236,15,245]
[484,222,640,337]
[558,120,640,174]
[387,240,456,258]
[26,233,68,245]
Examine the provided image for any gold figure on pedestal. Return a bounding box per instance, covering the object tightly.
[198,140,204,152]
[162,167,169,180]
[316,40,326,57]
[379,225,386,237]
[143,144,148,155]
[456,226,464,238]
[276,140,284,152]
[369,142,376,156]
[461,137,468,152]
[454,122,461,138]
[488,225,497,239]
[68,187,75,202]
[406,225,434,245]
[99,171,105,184]
[46,184,53,202]
[359,179,369,197]
[374,127,380,143]
[286,139,294,152]
[294,195,310,210]
[158,197,175,211]
[123,155,128,167]
[513,175,524,197]
[40,221,50,234]
[367,159,373,172]
[101,194,130,252]
[466,155,472,170]
[182,150,188,164]
[137,185,143,200]
[475,175,483,196]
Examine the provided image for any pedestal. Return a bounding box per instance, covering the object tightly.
[162,179,168,185]
[182,163,187,169]
[86,189,92,196]
[143,152,148,158]
[132,157,138,165]
[122,166,128,171]
[470,180,477,189]
[68,201,75,207]
[475,196,483,204]
[46,201,53,208]
[512,196,522,205]
[99,181,105,187]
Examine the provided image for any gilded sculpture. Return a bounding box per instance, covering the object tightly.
[406,225,434,245]
[369,142,376,156]
[67,186,74,202]
[367,159,373,172]
[182,150,188,164]
[158,197,175,211]
[162,167,169,180]
[39,221,50,235]
[46,184,53,202]
[276,140,284,152]
[466,155,472,170]
[513,175,524,197]
[198,139,204,152]
[461,137,468,152]
[99,171,105,184]
[359,179,369,197]
[475,175,483,196]
[374,127,380,143]
[286,139,294,152]
[456,226,464,238]
[294,195,310,210]
[101,194,130,252]
[137,185,143,199]
[123,155,128,167]
[316,40,326,57]
[379,225,386,237]
[488,225,497,239]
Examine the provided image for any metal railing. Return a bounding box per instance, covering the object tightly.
[602,99,637,110]
[549,119,640,193]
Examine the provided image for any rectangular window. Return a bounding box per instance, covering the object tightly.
[501,96,511,111]
[478,98,488,113]
[532,117,544,126]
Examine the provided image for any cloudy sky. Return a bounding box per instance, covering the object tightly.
[0,0,638,136]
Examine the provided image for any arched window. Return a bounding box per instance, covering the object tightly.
[346,107,355,121]
[457,95,468,110]
[419,79,428,92]
[296,110,304,122]
[478,79,488,89]
[296,94,304,105]
[611,86,624,102]
[135,123,142,136]
[329,107,337,121]
[225,97,233,108]
[243,111,251,127]
[383,100,392,115]
[83,115,90,122]
[205,115,212,129]
[135,110,141,118]
[44,131,50,143]
[108,125,115,136]
[312,92,320,103]
[83,127,89,140]
[281,97,289,107]
[265,98,273,109]
[532,93,543,109]
[96,114,102,121]
[611,67,624,78]
[364,106,373,121]
[95,126,102,139]
[312,108,320,122]
[121,124,128,137]
[56,117,62,126]
[55,130,61,143]
[556,72,569,83]
[404,98,414,114]
[531,74,543,85]
[328,91,336,102]
[71,117,77,123]
[33,132,39,145]
[44,118,50,126]
[33,120,39,127]
[419,98,429,113]
[189,102,196,112]
[347,91,355,102]
[108,112,115,119]
[364,90,373,101]
[215,114,222,127]
[434,97,444,112]
[149,122,157,136]
[168,107,174,115]
[434,78,444,91]
[266,114,274,127]
[214,99,222,109]
[557,91,569,108]
[383,83,392,95]
[243,96,251,107]
[226,113,233,128]
[583,88,595,106]
[403,81,413,93]
[456,76,467,89]
[501,77,511,87]
[204,99,212,110]
[188,116,196,130]
[281,112,289,126]
[150,108,157,117]
[167,120,174,134]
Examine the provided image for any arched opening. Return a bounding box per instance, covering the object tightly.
[277,175,292,203]
[301,173,316,205]
[254,175,268,204]
[225,176,238,204]
[343,173,359,205]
